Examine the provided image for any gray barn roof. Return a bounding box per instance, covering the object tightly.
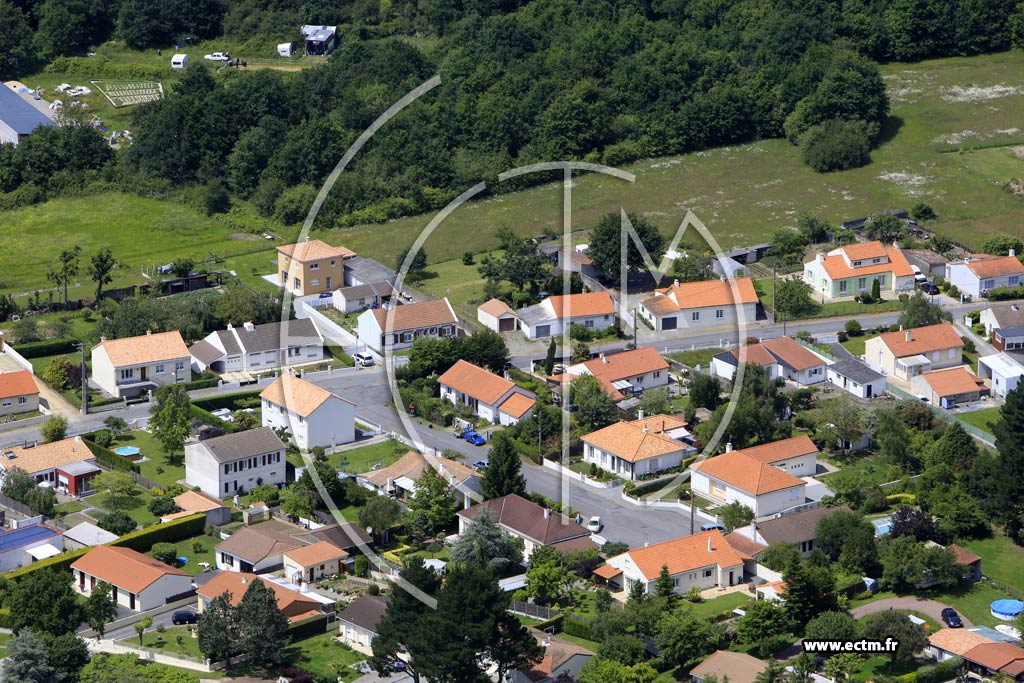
[343,257,398,286]
[0,85,53,136]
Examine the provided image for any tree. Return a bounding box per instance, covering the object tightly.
[42,356,73,391]
[578,658,657,683]
[862,609,927,672]
[359,495,402,544]
[148,495,180,516]
[369,557,441,682]
[775,278,819,319]
[898,291,952,329]
[877,536,959,591]
[720,502,754,531]
[993,385,1024,536]
[800,119,872,173]
[476,230,549,291]
[797,214,833,244]
[638,387,671,415]
[40,414,68,443]
[103,416,128,436]
[690,373,722,410]
[672,251,708,282]
[928,422,979,479]
[764,229,808,271]
[816,398,867,455]
[149,385,191,461]
[782,560,836,629]
[571,341,591,363]
[92,470,137,511]
[981,234,1024,257]
[1,466,39,502]
[526,553,573,605]
[598,634,648,665]
[84,582,118,638]
[754,659,788,683]
[133,615,152,646]
[197,591,237,666]
[864,214,907,245]
[0,1,34,81]
[151,542,178,564]
[8,568,83,636]
[47,246,81,307]
[654,565,675,600]
[235,577,289,667]
[875,408,917,472]
[889,505,944,544]
[89,248,116,302]
[97,510,136,535]
[482,431,526,499]
[488,613,544,682]
[871,277,881,302]
[804,611,858,643]
[44,632,90,683]
[737,599,789,657]
[451,508,522,570]
[822,653,863,683]
[2,630,55,683]
[587,212,666,286]
[408,466,457,533]
[544,338,557,375]
[396,245,428,278]
[759,542,802,572]
[569,374,619,432]
[655,607,720,667]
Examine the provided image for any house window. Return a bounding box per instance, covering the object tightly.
[853,260,862,267]
[983,279,995,290]
[1011,276,1020,287]
[703,569,713,578]
[294,277,302,289]
[653,371,661,378]
[403,333,413,342]
[1,400,10,407]
[692,312,700,321]
[948,348,957,360]
[716,309,724,318]
[155,364,164,373]
[857,277,866,290]
[224,464,230,474]
[175,361,185,371]
[330,260,336,266]
[673,577,679,587]
[839,280,848,294]
[311,263,320,270]
[120,369,133,380]
[932,351,940,362]
[310,279,320,287]
[585,320,594,328]
[17,397,25,405]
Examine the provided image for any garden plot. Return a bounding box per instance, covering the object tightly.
[90,80,163,107]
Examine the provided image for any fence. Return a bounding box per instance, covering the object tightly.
[509,599,559,621]
[89,639,220,672]
[885,382,996,445]
[0,493,33,518]
[793,336,839,362]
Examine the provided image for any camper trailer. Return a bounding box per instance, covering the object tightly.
[171,54,188,69]
[277,43,293,58]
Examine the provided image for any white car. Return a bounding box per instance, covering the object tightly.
[210,408,234,422]
[204,52,230,61]
[353,352,375,367]
[586,516,603,533]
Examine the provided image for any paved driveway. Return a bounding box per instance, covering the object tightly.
[850,596,973,627]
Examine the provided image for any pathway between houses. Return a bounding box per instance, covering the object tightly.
[849,595,973,626]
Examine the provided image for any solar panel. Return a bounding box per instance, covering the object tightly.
[0,524,60,553]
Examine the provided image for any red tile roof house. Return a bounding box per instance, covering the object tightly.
[711,336,832,386]
[198,572,329,623]
[638,277,760,332]
[910,366,990,408]
[945,251,1024,298]
[596,530,748,596]
[863,323,964,383]
[550,346,670,401]
[0,370,39,417]
[581,415,696,480]
[438,359,536,426]
[0,436,100,495]
[688,438,814,518]
[512,628,594,683]
[71,545,194,612]
[802,240,916,300]
[356,298,459,352]
[516,292,617,340]
[725,504,853,572]
[457,493,596,563]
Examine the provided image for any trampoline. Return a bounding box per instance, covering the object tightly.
[990,599,1024,621]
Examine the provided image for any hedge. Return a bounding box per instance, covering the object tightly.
[562,618,592,640]
[11,338,79,358]
[82,435,140,473]
[288,613,331,640]
[624,476,677,497]
[886,493,916,505]
[532,614,564,633]
[180,374,220,391]
[5,547,90,580]
[0,608,11,629]
[193,391,262,412]
[190,405,236,433]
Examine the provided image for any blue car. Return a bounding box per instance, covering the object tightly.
[463,430,486,446]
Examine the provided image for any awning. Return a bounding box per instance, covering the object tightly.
[27,544,62,560]
[394,476,417,493]
[611,379,633,390]
[901,354,932,367]
[498,574,527,592]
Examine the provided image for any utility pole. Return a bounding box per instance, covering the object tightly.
[772,266,777,325]
[78,343,87,415]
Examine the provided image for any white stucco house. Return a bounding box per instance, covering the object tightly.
[260,373,355,449]
[185,427,287,498]
[337,594,388,652]
[638,277,759,332]
[711,336,831,385]
[826,358,887,399]
[516,292,617,340]
[944,252,1024,298]
[802,241,916,300]
[215,525,304,573]
[356,298,458,352]
[978,352,1024,399]
[188,319,324,374]
[863,323,964,382]
[581,414,695,480]
[91,330,190,398]
[551,346,670,400]
[437,359,536,425]
[477,298,519,333]
[71,545,194,612]
[980,303,1024,353]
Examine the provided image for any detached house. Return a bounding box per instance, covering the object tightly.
[215,525,304,573]
[0,370,39,417]
[188,319,324,374]
[91,330,190,398]
[477,298,519,333]
[595,530,746,596]
[356,298,459,352]
[980,303,1024,352]
[689,439,814,518]
[582,416,695,480]
[198,572,327,623]
[911,366,989,408]
[712,336,831,385]
[512,629,595,683]
[945,252,1024,298]
[864,323,964,381]
[0,436,99,494]
[978,352,1024,398]
[0,524,64,571]
[551,346,669,400]
[333,282,393,314]
[71,545,194,612]
[826,358,886,399]
[638,277,759,331]
[726,505,853,563]
[185,427,287,497]
[803,241,916,299]
[278,239,355,296]
[260,373,355,449]
[516,292,617,340]
[438,360,536,425]
[457,493,596,562]
[337,594,388,652]
[358,451,481,509]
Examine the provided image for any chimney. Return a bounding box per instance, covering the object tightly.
[816,253,825,263]
[893,241,899,251]
[638,409,645,420]
[241,576,248,584]
[643,427,649,434]
[226,323,233,330]
[243,321,255,332]
[1013,304,1020,312]
[673,279,679,287]
[720,275,727,283]
[543,508,550,519]
[75,436,82,443]
[708,536,713,552]
[146,329,152,335]
[906,330,912,343]
[100,336,107,343]
[725,442,733,453]
[1011,248,1017,257]
[601,353,608,364]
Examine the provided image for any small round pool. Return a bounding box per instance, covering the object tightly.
[991,599,1024,621]
[114,446,141,459]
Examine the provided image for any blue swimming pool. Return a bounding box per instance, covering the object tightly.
[114,446,141,458]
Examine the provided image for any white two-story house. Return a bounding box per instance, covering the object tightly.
[189,319,324,374]
[91,330,190,398]
[863,323,964,382]
[260,373,355,449]
[185,426,287,497]
[689,440,812,518]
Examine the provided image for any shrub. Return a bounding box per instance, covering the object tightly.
[801,119,872,173]
[92,430,113,448]
[562,618,592,640]
[151,542,178,564]
[961,337,976,354]
[462,251,475,265]
[353,556,369,578]
[367,584,380,596]
[10,338,79,358]
[568,324,594,342]
[845,320,863,336]
[836,331,848,343]
[947,285,961,299]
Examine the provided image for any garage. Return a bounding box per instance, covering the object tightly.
[536,325,551,337]
[499,317,516,332]
[661,317,677,330]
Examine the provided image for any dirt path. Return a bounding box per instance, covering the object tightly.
[850,596,973,627]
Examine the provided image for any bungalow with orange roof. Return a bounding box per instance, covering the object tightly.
[438,359,536,425]
[638,277,759,332]
[925,627,994,663]
[864,323,964,381]
[597,529,747,595]
[91,330,190,398]
[945,251,1024,298]
[197,572,330,622]
[711,336,832,385]
[477,298,519,333]
[581,416,696,480]
[516,291,617,340]
[552,346,670,400]
[71,545,194,612]
[161,490,231,525]
[689,440,811,518]
[803,240,916,300]
[961,641,1024,680]
[911,365,989,408]
[0,436,99,494]
[0,370,39,417]
[283,541,348,584]
[260,373,355,449]
[278,239,356,296]
[358,451,481,508]
[689,650,768,683]
[356,298,459,352]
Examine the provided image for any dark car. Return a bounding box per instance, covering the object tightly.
[920,282,940,295]
[172,610,199,625]
[941,608,963,628]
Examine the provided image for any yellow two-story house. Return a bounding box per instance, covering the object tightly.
[278,239,356,296]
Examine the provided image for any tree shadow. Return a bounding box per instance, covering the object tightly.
[875,116,904,149]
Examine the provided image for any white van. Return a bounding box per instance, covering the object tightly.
[171,54,188,69]
[353,352,374,367]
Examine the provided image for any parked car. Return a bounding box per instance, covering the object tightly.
[172,610,199,625]
[700,523,727,532]
[210,408,234,422]
[353,352,375,367]
[919,282,940,295]
[586,516,603,533]
[472,460,489,471]
[204,52,231,61]
[941,608,963,628]
[400,291,413,301]
[463,430,486,446]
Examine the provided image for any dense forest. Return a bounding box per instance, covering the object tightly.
[2,0,1024,226]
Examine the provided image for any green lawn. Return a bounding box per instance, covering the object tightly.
[841,333,878,358]
[925,581,1016,628]
[113,432,186,490]
[282,632,366,682]
[128,626,205,659]
[820,455,893,487]
[146,535,217,575]
[962,535,1024,595]
[91,486,161,527]
[668,348,721,369]
[330,440,409,474]
[686,591,752,621]
[754,279,902,322]
[957,406,1003,433]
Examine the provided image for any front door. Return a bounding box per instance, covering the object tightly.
[129,592,135,610]
[729,570,734,585]
[326,276,332,289]
[865,383,873,398]
[140,367,147,381]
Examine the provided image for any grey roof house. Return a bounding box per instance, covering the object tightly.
[215,524,304,573]
[333,281,394,314]
[337,594,388,652]
[0,85,53,146]
[189,319,323,374]
[826,358,886,399]
[343,256,399,288]
[185,427,287,498]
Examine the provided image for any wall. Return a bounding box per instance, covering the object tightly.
[1,346,34,374]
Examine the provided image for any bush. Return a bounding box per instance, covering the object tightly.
[947,285,960,299]
[92,430,113,448]
[462,251,475,265]
[961,337,976,354]
[836,331,848,343]
[801,119,872,173]
[367,583,380,596]
[562,618,592,640]
[151,542,178,564]
[845,320,863,337]
[10,338,79,358]
[287,614,330,640]
[148,496,179,516]
[568,324,594,342]
[354,556,369,577]
[110,513,206,552]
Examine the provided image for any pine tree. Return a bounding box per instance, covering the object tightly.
[544,338,557,376]
[627,578,648,605]
[236,578,290,667]
[654,565,675,600]
[994,385,1024,535]
[197,591,237,666]
[370,558,442,682]
[2,630,55,683]
[482,432,526,499]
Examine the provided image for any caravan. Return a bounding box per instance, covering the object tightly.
[171,54,188,69]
